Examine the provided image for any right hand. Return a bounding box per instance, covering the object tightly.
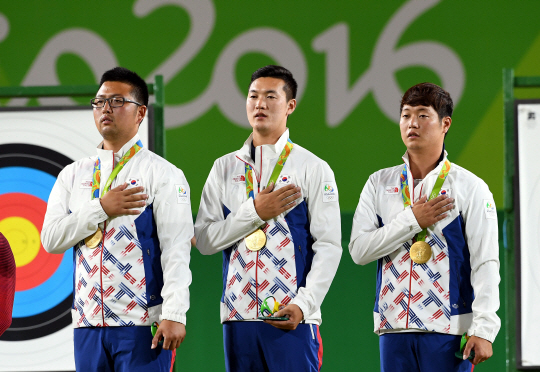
[411,194,454,229]
[253,182,302,221]
[99,183,148,217]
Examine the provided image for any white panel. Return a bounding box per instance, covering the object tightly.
[517,103,540,367]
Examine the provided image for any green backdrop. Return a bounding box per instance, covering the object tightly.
[0,0,537,370]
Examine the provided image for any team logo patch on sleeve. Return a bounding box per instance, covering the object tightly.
[484,199,496,219]
[322,181,338,203]
[385,185,399,194]
[176,184,190,204]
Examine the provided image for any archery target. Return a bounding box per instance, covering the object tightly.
[0,107,151,371]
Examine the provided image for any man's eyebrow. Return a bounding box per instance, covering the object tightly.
[249,89,278,94]
[96,93,123,97]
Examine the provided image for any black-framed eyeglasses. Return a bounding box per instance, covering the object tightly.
[90,97,143,108]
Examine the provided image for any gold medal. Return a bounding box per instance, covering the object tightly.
[84,228,103,249]
[245,229,266,251]
[410,241,432,264]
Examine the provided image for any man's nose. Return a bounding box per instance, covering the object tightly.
[255,98,266,109]
[102,100,113,113]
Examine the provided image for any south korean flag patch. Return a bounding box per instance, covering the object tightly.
[277,175,291,185]
[127,178,141,187]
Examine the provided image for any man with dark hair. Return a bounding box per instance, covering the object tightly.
[195,65,342,371]
[349,82,500,371]
[100,67,149,107]
[41,67,192,371]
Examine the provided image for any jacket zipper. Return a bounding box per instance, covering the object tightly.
[405,165,417,329]
[99,151,114,326]
[255,146,262,317]
[100,221,107,325]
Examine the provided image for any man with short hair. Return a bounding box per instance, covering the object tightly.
[41,67,192,371]
[195,65,342,371]
[349,82,500,371]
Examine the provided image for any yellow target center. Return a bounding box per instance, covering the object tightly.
[0,216,41,267]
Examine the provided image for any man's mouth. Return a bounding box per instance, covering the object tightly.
[101,116,113,124]
[255,112,267,118]
[408,132,419,138]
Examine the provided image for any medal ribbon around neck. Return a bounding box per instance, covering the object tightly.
[91,140,143,200]
[401,159,451,242]
[244,139,293,199]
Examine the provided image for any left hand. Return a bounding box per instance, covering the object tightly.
[463,335,493,365]
[263,304,304,330]
[151,320,186,350]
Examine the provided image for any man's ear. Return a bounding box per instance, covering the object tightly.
[442,116,451,135]
[137,105,147,126]
[286,99,297,116]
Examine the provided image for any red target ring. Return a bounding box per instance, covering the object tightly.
[0,192,62,291]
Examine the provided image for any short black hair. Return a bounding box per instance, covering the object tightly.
[400,82,453,120]
[249,65,298,101]
[99,67,149,106]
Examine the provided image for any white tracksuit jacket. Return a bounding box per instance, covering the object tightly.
[349,151,500,342]
[41,134,193,328]
[194,129,342,324]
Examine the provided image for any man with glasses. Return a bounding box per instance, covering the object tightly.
[41,67,193,371]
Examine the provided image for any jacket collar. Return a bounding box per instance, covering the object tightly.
[96,134,142,162]
[236,128,290,164]
[402,148,448,178]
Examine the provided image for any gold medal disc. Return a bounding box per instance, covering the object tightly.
[84,228,103,249]
[245,229,266,251]
[410,241,432,264]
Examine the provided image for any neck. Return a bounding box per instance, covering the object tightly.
[103,139,128,153]
[407,148,443,179]
[252,128,286,147]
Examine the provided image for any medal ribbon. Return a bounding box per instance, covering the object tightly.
[91,140,143,199]
[244,139,293,199]
[400,159,451,242]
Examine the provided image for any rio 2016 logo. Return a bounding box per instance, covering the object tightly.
[324,184,334,192]
[0,0,464,129]
[179,187,186,195]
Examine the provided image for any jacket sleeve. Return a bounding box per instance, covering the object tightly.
[153,165,193,325]
[194,161,265,255]
[290,161,342,319]
[463,181,501,343]
[41,163,109,254]
[349,173,422,265]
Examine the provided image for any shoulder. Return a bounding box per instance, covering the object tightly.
[138,149,187,181]
[368,164,404,185]
[289,143,331,170]
[449,162,491,191]
[58,155,95,179]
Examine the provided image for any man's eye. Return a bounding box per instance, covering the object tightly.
[112,98,124,104]
[267,96,275,99]
[94,99,104,105]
